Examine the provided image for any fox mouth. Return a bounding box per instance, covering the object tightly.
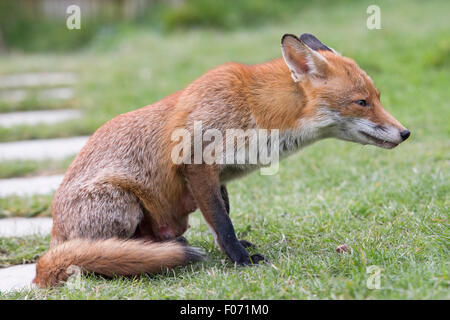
[359,131,398,149]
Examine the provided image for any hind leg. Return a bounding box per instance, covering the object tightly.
[52,183,143,242]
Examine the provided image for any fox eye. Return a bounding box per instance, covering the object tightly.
[355,99,368,107]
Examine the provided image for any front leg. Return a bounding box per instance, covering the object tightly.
[185,165,264,265]
[220,185,256,249]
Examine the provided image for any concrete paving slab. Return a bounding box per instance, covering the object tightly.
[0,136,89,161]
[0,217,52,237]
[0,72,77,89]
[0,264,37,293]
[0,175,64,198]
[0,109,81,128]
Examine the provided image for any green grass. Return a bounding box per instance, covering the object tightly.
[0,195,53,218]
[0,0,449,299]
[0,235,49,267]
[0,157,73,179]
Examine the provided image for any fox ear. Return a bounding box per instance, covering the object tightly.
[299,33,332,52]
[299,33,340,55]
[281,34,329,82]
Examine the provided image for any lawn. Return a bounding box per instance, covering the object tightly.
[0,0,449,299]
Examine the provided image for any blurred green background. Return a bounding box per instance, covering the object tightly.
[0,0,316,52]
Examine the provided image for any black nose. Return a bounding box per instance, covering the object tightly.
[400,130,410,141]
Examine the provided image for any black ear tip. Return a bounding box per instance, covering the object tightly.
[281,33,299,44]
[299,33,332,52]
[299,33,317,41]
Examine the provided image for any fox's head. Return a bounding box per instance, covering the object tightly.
[280,33,410,149]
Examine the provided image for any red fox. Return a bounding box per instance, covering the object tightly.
[33,33,410,288]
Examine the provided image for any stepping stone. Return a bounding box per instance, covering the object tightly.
[0,263,36,293]
[0,72,77,89]
[0,136,89,161]
[0,217,52,237]
[0,109,81,128]
[0,88,74,103]
[0,89,27,103]
[0,87,74,103]
[0,175,64,198]
[40,87,74,100]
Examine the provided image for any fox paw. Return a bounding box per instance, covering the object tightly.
[249,254,267,265]
[239,239,256,248]
[237,253,267,266]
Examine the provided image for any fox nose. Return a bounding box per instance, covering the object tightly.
[400,129,410,141]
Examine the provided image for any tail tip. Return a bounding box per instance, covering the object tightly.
[184,246,205,263]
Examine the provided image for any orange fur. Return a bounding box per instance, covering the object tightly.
[34,238,202,288]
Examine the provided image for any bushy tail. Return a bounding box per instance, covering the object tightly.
[33,238,203,288]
